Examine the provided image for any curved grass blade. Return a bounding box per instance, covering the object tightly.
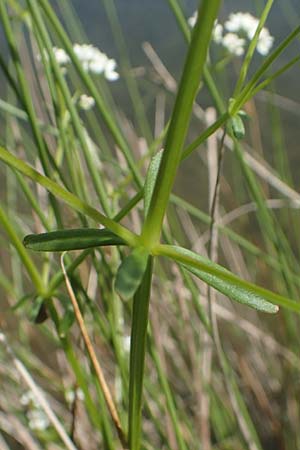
[23,228,126,252]
[115,248,149,300]
[155,245,300,314]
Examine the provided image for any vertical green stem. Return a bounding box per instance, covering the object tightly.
[141,0,221,247]
[128,257,153,450]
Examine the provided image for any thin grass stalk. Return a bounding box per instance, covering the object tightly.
[149,331,188,450]
[0,1,62,224]
[102,0,153,144]
[0,203,44,293]
[26,0,114,214]
[37,0,143,187]
[233,0,274,97]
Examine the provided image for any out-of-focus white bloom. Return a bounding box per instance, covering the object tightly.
[225,12,274,55]
[73,43,97,62]
[73,43,119,80]
[189,13,224,46]
[212,22,223,44]
[88,53,108,74]
[188,11,197,28]
[222,33,246,56]
[38,43,119,80]
[52,47,70,65]
[0,332,5,342]
[27,409,50,431]
[78,94,95,110]
[104,59,119,81]
[225,12,258,35]
[20,391,39,408]
[65,388,85,404]
[188,10,273,57]
[256,28,274,55]
[122,335,131,353]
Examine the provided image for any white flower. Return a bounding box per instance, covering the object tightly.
[256,28,274,55]
[20,391,39,407]
[188,11,197,28]
[222,33,246,56]
[224,12,274,56]
[73,43,97,62]
[65,388,85,404]
[27,409,50,431]
[225,12,258,35]
[52,47,70,65]
[88,53,108,74]
[73,43,119,81]
[104,59,119,81]
[78,94,95,110]
[122,335,131,353]
[188,11,274,57]
[212,22,223,44]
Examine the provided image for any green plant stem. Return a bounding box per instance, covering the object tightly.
[141,0,221,247]
[128,257,153,450]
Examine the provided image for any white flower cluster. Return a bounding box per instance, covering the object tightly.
[78,94,95,111]
[73,44,119,80]
[52,43,119,81]
[20,391,50,431]
[188,11,274,57]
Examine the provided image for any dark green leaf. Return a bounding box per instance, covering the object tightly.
[115,248,149,300]
[23,228,126,252]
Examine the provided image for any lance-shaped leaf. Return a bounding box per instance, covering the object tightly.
[23,228,126,252]
[155,245,300,314]
[115,248,149,300]
[144,149,163,217]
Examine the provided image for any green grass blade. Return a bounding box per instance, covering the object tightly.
[233,0,274,96]
[0,203,44,294]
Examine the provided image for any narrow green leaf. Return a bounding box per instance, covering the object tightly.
[144,149,163,217]
[23,228,126,252]
[115,248,149,300]
[155,245,300,314]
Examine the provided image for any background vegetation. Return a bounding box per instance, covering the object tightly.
[0,1,300,449]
